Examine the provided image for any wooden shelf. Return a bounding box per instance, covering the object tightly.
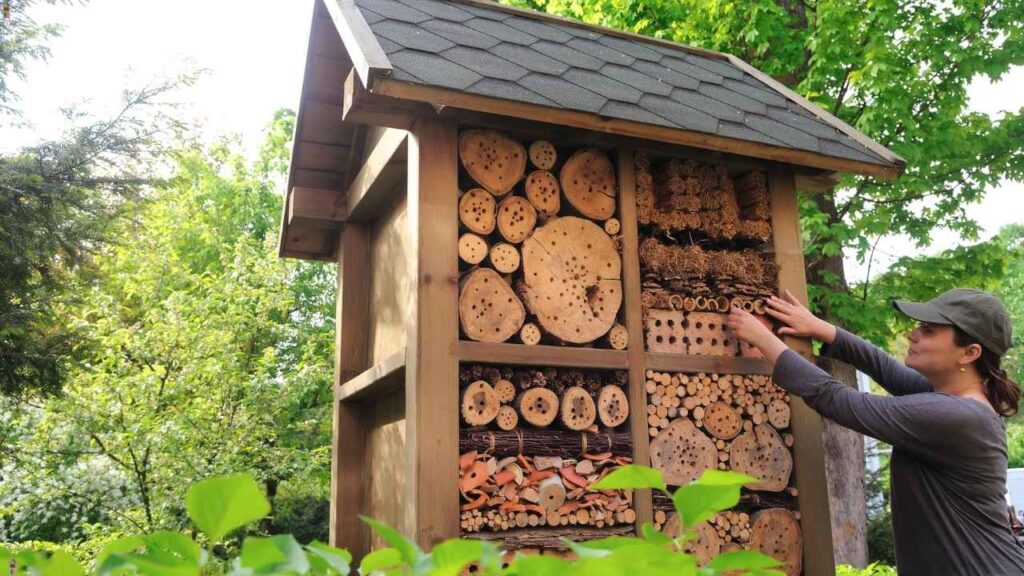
[457,341,628,369]
[644,353,773,375]
[336,348,406,402]
[462,524,635,550]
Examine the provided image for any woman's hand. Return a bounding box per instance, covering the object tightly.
[726,305,788,364]
[765,290,837,343]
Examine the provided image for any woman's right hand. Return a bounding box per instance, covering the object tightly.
[765,290,838,343]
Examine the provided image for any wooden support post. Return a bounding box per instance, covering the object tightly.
[331,224,372,556]
[405,118,460,548]
[768,170,835,576]
[617,148,654,531]
[346,128,408,222]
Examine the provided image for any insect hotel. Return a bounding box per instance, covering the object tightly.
[278,0,905,574]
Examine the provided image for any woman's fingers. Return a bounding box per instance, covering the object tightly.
[777,327,798,336]
[784,289,802,307]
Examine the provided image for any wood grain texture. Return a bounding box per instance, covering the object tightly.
[336,347,406,403]
[322,0,392,86]
[346,128,408,222]
[405,118,460,549]
[644,353,774,375]
[369,198,411,363]
[289,186,347,230]
[768,169,834,576]
[456,342,628,369]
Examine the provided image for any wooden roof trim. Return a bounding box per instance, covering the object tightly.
[324,0,392,86]
[725,54,906,167]
[371,78,903,180]
[446,0,730,62]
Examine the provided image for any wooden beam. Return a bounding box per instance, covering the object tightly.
[644,353,774,375]
[336,347,406,403]
[768,170,835,576]
[331,224,372,556]
[346,128,408,222]
[405,118,460,548]
[322,0,391,86]
[372,78,903,180]
[457,342,629,370]
[344,70,423,130]
[617,148,654,533]
[289,186,347,230]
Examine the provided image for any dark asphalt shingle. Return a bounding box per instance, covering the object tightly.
[564,68,643,103]
[464,18,538,45]
[372,20,454,52]
[443,46,529,81]
[519,73,607,113]
[421,19,501,49]
[491,43,569,76]
[533,40,604,71]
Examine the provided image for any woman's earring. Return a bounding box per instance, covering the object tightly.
[959,365,966,373]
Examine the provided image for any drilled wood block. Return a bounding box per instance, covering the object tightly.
[685,312,736,356]
[645,309,686,353]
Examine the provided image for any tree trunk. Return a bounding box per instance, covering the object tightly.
[807,192,868,568]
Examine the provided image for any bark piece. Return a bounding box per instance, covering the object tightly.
[649,418,717,486]
[704,401,742,440]
[729,424,793,492]
[560,386,597,431]
[749,508,802,576]
[459,129,526,196]
[528,140,557,170]
[494,379,516,404]
[459,233,489,265]
[519,322,541,345]
[767,399,791,429]
[605,323,628,350]
[597,385,629,428]
[495,405,519,431]
[459,268,525,343]
[560,148,617,220]
[460,429,632,458]
[489,242,521,273]
[520,216,622,344]
[517,388,560,427]
[462,380,500,426]
[525,170,561,216]
[459,188,497,235]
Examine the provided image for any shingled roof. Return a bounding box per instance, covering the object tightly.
[339,0,904,175]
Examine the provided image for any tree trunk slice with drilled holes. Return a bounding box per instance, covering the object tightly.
[459,233,489,265]
[703,401,742,440]
[560,386,596,431]
[603,218,620,235]
[649,418,717,486]
[494,379,516,404]
[597,385,628,428]
[516,387,559,427]
[560,148,616,220]
[459,129,526,197]
[728,424,793,492]
[519,322,541,345]
[489,242,521,274]
[605,323,628,350]
[525,170,561,216]
[767,399,791,429]
[462,380,500,426]
[459,268,525,343]
[528,140,557,170]
[495,405,519,431]
[520,216,622,344]
[459,188,497,235]
[496,196,537,244]
[749,508,802,576]
[538,475,567,513]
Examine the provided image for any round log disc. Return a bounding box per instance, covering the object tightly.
[497,196,537,244]
[459,129,526,197]
[459,188,497,235]
[462,380,500,426]
[603,217,621,235]
[525,170,561,216]
[704,401,742,440]
[606,323,628,350]
[520,216,622,344]
[519,322,541,345]
[529,140,556,170]
[458,233,488,265]
[459,268,525,343]
[749,508,802,576]
[561,386,596,431]
[649,418,717,486]
[663,516,721,566]
[560,148,616,220]
[489,242,521,273]
[494,379,516,403]
[516,388,559,427]
[767,399,791,429]
[597,385,628,428]
[728,424,793,492]
[496,405,519,431]
[538,475,567,513]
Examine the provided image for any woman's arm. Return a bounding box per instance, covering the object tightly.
[763,291,931,396]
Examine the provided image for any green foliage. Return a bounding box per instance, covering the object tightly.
[0,0,67,115]
[836,563,898,576]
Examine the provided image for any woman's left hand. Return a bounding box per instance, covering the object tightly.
[726,305,789,364]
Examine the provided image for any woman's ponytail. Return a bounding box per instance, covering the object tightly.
[955,328,1021,417]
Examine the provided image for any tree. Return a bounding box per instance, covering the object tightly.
[506,0,1023,565]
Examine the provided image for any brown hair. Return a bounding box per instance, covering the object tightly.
[954,328,1021,417]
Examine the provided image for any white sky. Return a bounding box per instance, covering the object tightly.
[4,0,1022,281]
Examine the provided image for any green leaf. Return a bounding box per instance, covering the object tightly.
[360,516,422,566]
[146,531,202,567]
[186,473,270,542]
[640,522,673,548]
[429,539,491,576]
[588,464,666,492]
[693,469,758,486]
[571,536,646,551]
[503,554,571,576]
[672,483,742,527]
[19,550,85,576]
[706,550,782,571]
[240,535,309,575]
[97,536,146,568]
[359,547,403,575]
[305,541,352,575]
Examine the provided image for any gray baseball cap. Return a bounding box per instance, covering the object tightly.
[893,288,1013,356]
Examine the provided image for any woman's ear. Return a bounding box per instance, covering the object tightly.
[962,343,983,365]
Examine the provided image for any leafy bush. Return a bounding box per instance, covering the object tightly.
[1,466,787,575]
[836,562,898,575]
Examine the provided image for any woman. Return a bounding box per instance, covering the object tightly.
[727,288,1024,576]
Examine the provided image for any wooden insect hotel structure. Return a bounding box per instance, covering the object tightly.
[278,0,905,574]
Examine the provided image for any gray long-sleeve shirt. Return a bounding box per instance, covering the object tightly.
[773,328,1024,575]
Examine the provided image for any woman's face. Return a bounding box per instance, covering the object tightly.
[905,322,963,375]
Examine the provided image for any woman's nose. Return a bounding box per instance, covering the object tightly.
[908,329,920,343]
